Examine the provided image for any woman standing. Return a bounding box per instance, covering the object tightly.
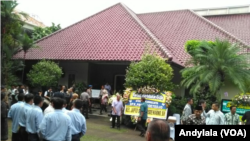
[1,92,9,141]
[69,93,79,110]
[99,86,105,106]
[100,90,108,115]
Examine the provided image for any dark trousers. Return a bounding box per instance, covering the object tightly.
[12,132,19,141]
[89,98,93,113]
[11,95,17,105]
[137,119,146,134]
[112,115,120,128]
[18,126,28,141]
[28,133,39,141]
[100,104,107,114]
[82,101,89,118]
[72,133,81,141]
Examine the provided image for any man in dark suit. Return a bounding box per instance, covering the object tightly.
[242,111,250,125]
[53,91,65,99]
[18,85,24,94]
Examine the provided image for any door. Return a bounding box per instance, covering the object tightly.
[68,74,75,88]
[114,75,125,93]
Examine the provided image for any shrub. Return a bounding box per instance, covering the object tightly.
[27,59,63,87]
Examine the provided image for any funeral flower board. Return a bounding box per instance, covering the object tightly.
[124,91,168,119]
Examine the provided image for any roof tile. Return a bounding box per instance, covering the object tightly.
[14,3,166,61]
[13,4,250,66]
[137,10,249,66]
[205,14,250,45]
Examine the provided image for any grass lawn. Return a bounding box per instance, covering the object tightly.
[7,116,144,141]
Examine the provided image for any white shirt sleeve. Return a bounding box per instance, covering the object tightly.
[203,110,211,118]
[44,105,54,115]
[44,91,48,96]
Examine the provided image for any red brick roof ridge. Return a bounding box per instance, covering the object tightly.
[120,3,173,61]
[33,3,122,44]
[188,9,249,47]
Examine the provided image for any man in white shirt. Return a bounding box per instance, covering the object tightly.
[181,98,193,125]
[44,98,55,115]
[111,95,123,129]
[104,83,111,95]
[11,86,19,105]
[23,86,29,95]
[44,87,53,99]
[203,102,225,125]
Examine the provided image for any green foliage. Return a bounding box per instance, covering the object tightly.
[27,60,63,87]
[181,39,250,100]
[21,33,39,53]
[184,40,200,55]
[124,53,175,93]
[168,96,187,114]
[31,23,61,41]
[2,61,23,86]
[74,82,87,94]
[1,0,36,86]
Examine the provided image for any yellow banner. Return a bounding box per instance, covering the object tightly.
[129,91,166,103]
[226,102,250,110]
[124,105,167,119]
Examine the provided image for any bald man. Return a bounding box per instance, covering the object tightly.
[145,120,170,141]
[111,95,124,129]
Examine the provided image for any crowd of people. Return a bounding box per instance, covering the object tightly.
[7,83,250,141]
[1,83,91,141]
[180,98,250,125]
[1,84,173,141]
[2,91,86,141]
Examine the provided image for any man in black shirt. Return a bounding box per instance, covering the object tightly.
[242,111,250,125]
[53,91,65,99]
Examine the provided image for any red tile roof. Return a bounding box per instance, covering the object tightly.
[137,10,249,66]
[13,3,172,61]
[13,3,250,67]
[205,14,250,45]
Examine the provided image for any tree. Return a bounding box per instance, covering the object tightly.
[181,39,250,102]
[124,53,175,93]
[20,33,39,82]
[27,59,63,87]
[1,0,36,86]
[31,23,61,41]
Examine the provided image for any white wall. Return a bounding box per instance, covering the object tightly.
[58,61,88,87]
[220,81,241,100]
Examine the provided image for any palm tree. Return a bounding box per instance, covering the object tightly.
[21,33,38,82]
[0,0,27,83]
[181,39,250,98]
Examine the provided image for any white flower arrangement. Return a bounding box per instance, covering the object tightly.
[163,91,175,107]
[232,93,250,106]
